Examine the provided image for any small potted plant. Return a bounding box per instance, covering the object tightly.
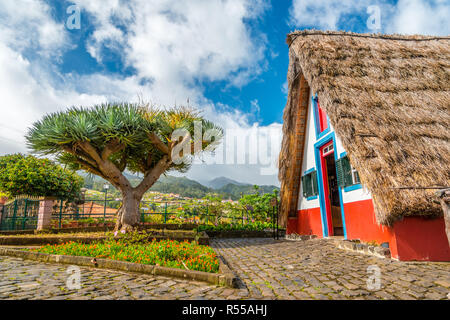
[97,219,105,227]
[61,220,70,229]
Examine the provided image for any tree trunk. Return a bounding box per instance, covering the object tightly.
[115,191,143,232]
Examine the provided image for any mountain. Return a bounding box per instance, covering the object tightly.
[149,175,210,198]
[217,183,279,200]
[205,177,251,189]
[82,173,279,200]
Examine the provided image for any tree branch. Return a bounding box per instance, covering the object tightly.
[148,132,169,154]
[117,153,127,172]
[77,141,131,191]
[78,141,103,165]
[101,139,126,161]
[135,155,171,197]
[61,145,96,167]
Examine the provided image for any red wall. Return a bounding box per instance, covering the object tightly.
[287,218,298,235]
[343,200,398,257]
[288,208,323,238]
[289,199,450,261]
[393,216,450,261]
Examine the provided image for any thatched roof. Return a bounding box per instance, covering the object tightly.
[279,30,450,225]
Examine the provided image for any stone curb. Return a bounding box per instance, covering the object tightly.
[0,247,238,288]
[331,239,391,259]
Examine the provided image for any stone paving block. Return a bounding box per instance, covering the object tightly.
[1,238,449,300]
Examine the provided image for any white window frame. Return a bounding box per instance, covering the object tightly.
[351,166,360,185]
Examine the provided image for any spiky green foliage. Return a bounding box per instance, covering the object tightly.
[26,103,222,184]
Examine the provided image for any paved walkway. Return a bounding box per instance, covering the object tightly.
[212,238,450,300]
[0,238,449,300]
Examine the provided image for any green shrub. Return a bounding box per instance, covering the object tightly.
[197,221,274,232]
[0,154,83,200]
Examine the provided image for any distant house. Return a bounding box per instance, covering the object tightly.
[278,30,450,261]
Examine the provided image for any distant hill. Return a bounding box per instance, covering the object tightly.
[149,175,210,198]
[82,172,279,200]
[217,183,279,200]
[205,177,250,189]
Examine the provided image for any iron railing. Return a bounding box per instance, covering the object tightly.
[0,198,40,231]
[0,197,280,238]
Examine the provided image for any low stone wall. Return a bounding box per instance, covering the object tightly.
[331,239,391,259]
[205,229,285,239]
[0,223,200,236]
[285,233,317,241]
[0,247,237,288]
[0,232,210,246]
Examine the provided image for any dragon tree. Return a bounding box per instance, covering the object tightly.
[26,103,222,231]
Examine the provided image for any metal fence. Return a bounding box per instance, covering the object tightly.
[0,198,40,231]
[50,199,276,226]
[0,197,279,234]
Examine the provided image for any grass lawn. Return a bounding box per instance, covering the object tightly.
[28,238,220,273]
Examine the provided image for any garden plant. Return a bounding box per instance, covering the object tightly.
[0,154,83,200]
[31,235,219,273]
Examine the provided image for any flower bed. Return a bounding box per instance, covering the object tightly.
[29,238,219,273]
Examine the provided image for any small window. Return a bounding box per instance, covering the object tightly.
[336,156,361,188]
[322,143,334,156]
[351,167,360,185]
[301,170,318,198]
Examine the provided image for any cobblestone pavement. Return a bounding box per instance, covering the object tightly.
[211,238,450,300]
[0,256,244,300]
[0,238,449,300]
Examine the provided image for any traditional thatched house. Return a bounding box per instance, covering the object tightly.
[279,30,450,261]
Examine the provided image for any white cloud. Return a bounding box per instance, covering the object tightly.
[75,0,267,92]
[386,0,450,35]
[0,0,69,57]
[0,0,281,185]
[289,0,449,35]
[289,0,373,30]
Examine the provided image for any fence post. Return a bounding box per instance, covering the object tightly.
[0,203,4,228]
[58,200,63,229]
[164,202,167,224]
[22,199,28,230]
[37,198,54,231]
[272,206,275,239]
[12,200,18,230]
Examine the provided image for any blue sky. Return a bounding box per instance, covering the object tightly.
[0,0,448,185]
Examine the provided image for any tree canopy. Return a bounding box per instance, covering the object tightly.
[0,154,83,200]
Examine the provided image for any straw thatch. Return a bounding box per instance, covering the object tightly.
[279,30,450,226]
